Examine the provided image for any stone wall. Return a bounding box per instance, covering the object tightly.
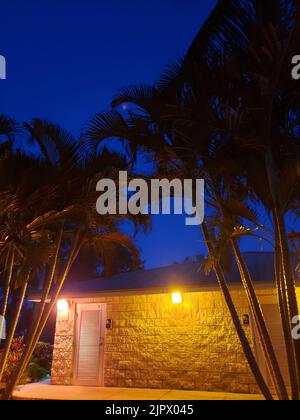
[51,303,76,385]
[51,288,300,394]
[103,290,256,394]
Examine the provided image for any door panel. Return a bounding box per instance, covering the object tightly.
[74,303,106,386]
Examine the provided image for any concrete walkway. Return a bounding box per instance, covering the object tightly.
[13,383,264,400]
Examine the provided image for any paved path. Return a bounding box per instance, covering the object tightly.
[13,383,264,400]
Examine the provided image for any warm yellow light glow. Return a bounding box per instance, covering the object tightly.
[172,292,182,304]
[57,299,69,312]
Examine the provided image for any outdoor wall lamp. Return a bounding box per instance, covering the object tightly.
[242,314,250,326]
[106,319,113,329]
[57,299,69,321]
[171,292,183,304]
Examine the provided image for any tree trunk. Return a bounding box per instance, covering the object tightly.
[0,250,15,346]
[202,222,273,400]
[272,205,300,396]
[23,231,81,367]
[209,173,287,399]
[0,277,29,382]
[265,152,300,399]
[21,227,64,360]
[1,231,82,400]
[274,238,296,398]
[232,238,289,400]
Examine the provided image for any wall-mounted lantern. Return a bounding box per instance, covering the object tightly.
[171,292,183,304]
[242,314,250,326]
[106,319,113,329]
[57,299,69,321]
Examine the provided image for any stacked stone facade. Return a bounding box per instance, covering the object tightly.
[51,288,300,394]
[52,303,76,385]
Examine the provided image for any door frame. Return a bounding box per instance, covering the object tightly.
[73,302,106,386]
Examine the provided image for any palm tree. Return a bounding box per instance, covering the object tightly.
[0,119,148,399]
[182,0,300,398]
[84,0,300,399]
[0,232,53,382]
[0,115,18,344]
[84,106,278,399]
[0,115,17,142]
[85,105,287,399]
[181,0,300,398]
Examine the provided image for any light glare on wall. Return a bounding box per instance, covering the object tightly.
[57,299,69,312]
[171,292,182,304]
[57,299,69,322]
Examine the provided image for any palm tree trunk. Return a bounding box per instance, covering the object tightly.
[231,239,289,400]
[21,226,64,360]
[274,228,299,398]
[23,234,81,369]
[273,206,300,391]
[1,231,82,400]
[0,276,29,382]
[0,249,15,346]
[208,174,287,399]
[202,222,273,400]
[265,151,300,399]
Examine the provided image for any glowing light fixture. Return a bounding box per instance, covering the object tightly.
[57,299,69,321]
[172,292,182,304]
[57,299,69,312]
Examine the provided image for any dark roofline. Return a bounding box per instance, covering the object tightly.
[28,252,300,301]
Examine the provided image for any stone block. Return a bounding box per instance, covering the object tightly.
[231,383,250,394]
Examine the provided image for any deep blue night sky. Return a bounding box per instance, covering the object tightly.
[1,0,264,268]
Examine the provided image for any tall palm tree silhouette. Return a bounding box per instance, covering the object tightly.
[85,0,300,399]
[0,119,148,399]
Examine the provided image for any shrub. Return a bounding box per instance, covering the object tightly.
[26,342,53,383]
[26,358,49,383]
[32,342,53,372]
[0,338,53,386]
[0,337,29,385]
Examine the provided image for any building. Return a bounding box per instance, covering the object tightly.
[33,252,300,395]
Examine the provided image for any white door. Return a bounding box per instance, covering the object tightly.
[253,304,291,391]
[74,303,106,386]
